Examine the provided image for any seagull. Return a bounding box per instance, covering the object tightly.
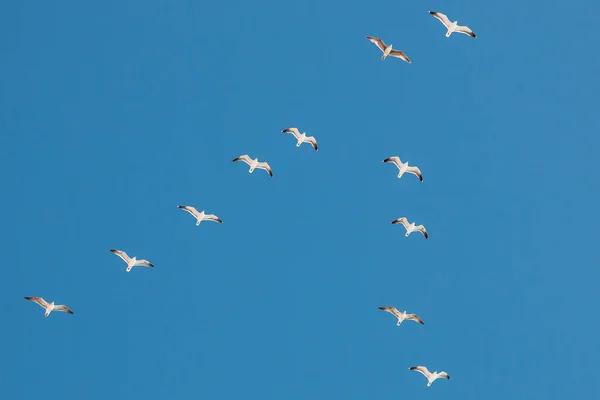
[177,205,223,226]
[382,156,423,182]
[232,154,273,177]
[110,249,154,272]
[391,217,428,239]
[366,36,411,63]
[24,297,74,317]
[378,306,424,326]
[282,128,318,151]
[409,366,451,387]
[429,11,477,38]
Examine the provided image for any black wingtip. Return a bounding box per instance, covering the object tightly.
[409,366,418,370]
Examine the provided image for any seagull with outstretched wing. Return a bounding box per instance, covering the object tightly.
[366,36,411,63]
[24,296,74,317]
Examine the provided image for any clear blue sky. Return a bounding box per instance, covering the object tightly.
[1,0,599,398]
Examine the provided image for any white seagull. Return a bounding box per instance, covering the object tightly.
[232,154,273,177]
[429,11,477,38]
[282,127,318,151]
[378,306,424,326]
[24,296,74,317]
[177,205,223,226]
[383,156,423,182]
[366,36,411,63]
[409,366,451,387]
[391,217,428,239]
[110,249,154,272]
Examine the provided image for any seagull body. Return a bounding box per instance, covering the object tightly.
[429,11,477,38]
[378,306,424,326]
[409,366,450,387]
[24,297,74,317]
[110,249,154,272]
[383,156,423,181]
[282,128,318,151]
[177,205,223,226]
[232,154,273,177]
[391,217,428,239]
[366,36,411,63]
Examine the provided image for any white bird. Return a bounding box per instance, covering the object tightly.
[391,217,428,239]
[24,296,74,317]
[382,156,423,182]
[177,205,223,226]
[282,127,318,151]
[366,36,411,63]
[409,366,451,387]
[378,306,424,326]
[429,11,477,38]
[232,154,273,177]
[110,249,154,272]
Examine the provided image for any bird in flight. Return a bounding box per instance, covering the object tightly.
[409,366,451,387]
[24,296,74,317]
[429,11,477,38]
[378,306,424,326]
[110,249,154,272]
[391,217,428,239]
[382,156,423,182]
[177,205,223,226]
[366,36,411,63]
[232,154,273,177]
[282,127,318,151]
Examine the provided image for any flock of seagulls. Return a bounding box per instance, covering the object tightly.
[370,8,477,388]
[23,7,477,391]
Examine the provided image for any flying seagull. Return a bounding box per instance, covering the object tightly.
[110,249,154,272]
[391,217,428,239]
[378,306,424,326]
[24,297,74,317]
[409,366,450,387]
[282,127,318,151]
[232,154,273,177]
[429,11,477,38]
[366,36,411,63]
[178,205,223,226]
[383,156,423,181]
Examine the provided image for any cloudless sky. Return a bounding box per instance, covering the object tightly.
[1,0,599,399]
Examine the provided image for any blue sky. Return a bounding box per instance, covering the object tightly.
[1,0,599,398]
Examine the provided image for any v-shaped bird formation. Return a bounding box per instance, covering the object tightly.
[23,7,478,391]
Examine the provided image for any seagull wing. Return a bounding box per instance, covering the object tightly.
[378,306,402,319]
[232,154,253,166]
[178,205,201,219]
[429,11,452,29]
[366,36,387,52]
[455,25,476,38]
[383,156,402,170]
[438,372,450,380]
[389,49,411,64]
[203,213,223,223]
[134,259,154,268]
[282,128,301,140]
[24,296,49,309]
[406,166,423,182]
[415,225,428,239]
[410,366,432,379]
[110,249,132,264]
[305,136,318,151]
[406,313,424,325]
[391,217,410,230]
[256,161,273,177]
[53,305,74,314]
